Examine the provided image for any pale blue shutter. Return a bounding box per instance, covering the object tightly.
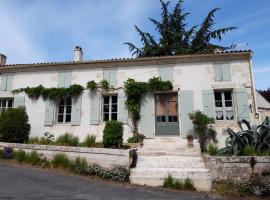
[235,88,250,122]
[214,64,223,81]
[71,96,82,126]
[103,69,117,87]
[222,64,231,81]
[0,74,7,91]
[64,71,72,88]
[90,90,100,125]
[14,96,25,108]
[180,90,194,138]
[158,67,173,82]
[117,92,128,124]
[6,74,13,91]
[44,100,54,126]
[58,72,66,88]
[139,93,155,138]
[202,90,215,118]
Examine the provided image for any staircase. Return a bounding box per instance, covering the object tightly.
[130,137,212,191]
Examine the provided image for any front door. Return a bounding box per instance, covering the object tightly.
[155,93,179,136]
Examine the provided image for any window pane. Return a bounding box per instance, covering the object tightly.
[58,106,64,114]
[226,109,234,120]
[112,96,117,104]
[104,105,109,112]
[111,104,117,112]
[216,110,224,120]
[66,96,72,105]
[103,113,109,121]
[111,113,117,121]
[66,106,72,114]
[104,96,109,104]
[59,98,65,105]
[214,92,222,101]
[58,115,64,123]
[8,100,13,107]
[215,101,222,107]
[168,116,177,122]
[2,100,6,108]
[66,114,71,122]
[224,92,232,100]
[225,101,232,107]
[155,94,166,116]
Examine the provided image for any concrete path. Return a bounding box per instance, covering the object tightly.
[0,162,219,200]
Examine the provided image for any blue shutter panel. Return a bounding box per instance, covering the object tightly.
[117,92,128,124]
[6,74,13,91]
[90,90,100,125]
[44,100,54,126]
[64,71,72,88]
[14,96,25,108]
[180,90,194,138]
[139,94,155,138]
[202,90,215,118]
[235,88,250,122]
[214,64,223,81]
[58,72,66,88]
[1,74,7,91]
[158,67,173,82]
[71,96,82,126]
[222,64,231,81]
[109,69,117,87]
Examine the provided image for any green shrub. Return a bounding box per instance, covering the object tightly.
[70,157,88,174]
[242,145,257,156]
[183,178,196,190]
[208,143,218,156]
[52,153,70,168]
[0,108,31,143]
[28,137,40,144]
[14,149,26,163]
[0,149,4,159]
[127,134,145,143]
[163,174,175,188]
[25,150,40,165]
[103,121,123,148]
[83,134,96,147]
[55,133,79,146]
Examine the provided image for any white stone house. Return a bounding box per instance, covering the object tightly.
[0,48,259,147]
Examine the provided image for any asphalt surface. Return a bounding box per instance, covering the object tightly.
[0,162,219,200]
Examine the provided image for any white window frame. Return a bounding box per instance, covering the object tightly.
[0,98,13,113]
[56,96,72,124]
[214,91,235,121]
[102,95,118,122]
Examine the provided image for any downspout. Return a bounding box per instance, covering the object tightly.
[248,52,260,124]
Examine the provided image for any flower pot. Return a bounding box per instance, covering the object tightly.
[128,143,139,148]
[187,139,193,148]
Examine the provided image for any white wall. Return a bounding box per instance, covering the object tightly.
[0,59,255,147]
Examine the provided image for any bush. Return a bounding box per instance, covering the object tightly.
[183,178,196,190]
[163,174,175,188]
[103,121,123,148]
[208,143,218,156]
[70,157,88,174]
[52,153,70,168]
[0,108,31,143]
[28,137,40,144]
[189,111,217,152]
[14,149,26,163]
[25,150,40,165]
[0,149,4,159]
[83,134,96,147]
[163,175,196,191]
[241,145,257,156]
[55,133,79,146]
[127,134,145,143]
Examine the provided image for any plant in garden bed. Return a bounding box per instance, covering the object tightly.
[55,132,79,146]
[127,134,145,144]
[51,153,70,168]
[25,150,40,165]
[208,143,218,156]
[14,149,26,163]
[189,110,217,152]
[0,149,4,159]
[103,121,123,148]
[163,174,196,191]
[70,157,88,174]
[83,134,96,147]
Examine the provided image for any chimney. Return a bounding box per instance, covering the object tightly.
[0,54,7,66]
[73,46,83,62]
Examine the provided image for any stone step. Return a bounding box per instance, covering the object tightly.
[137,150,201,157]
[136,161,205,168]
[143,138,199,144]
[130,176,212,192]
[138,155,203,162]
[139,147,200,152]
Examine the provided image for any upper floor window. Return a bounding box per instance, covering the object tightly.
[103,95,117,121]
[0,98,13,113]
[214,91,234,121]
[57,96,72,123]
[214,63,231,81]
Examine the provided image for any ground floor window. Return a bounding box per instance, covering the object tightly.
[103,95,117,121]
[57,96,72,123]
[214,91,234,120]
[0,98,13,113]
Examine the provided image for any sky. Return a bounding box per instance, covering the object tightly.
[0,0,269,90]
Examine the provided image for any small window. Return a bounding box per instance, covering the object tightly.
[0,98,13,113]
[103,95,118,121]
[57,96,72,123]
[214,91,234,121]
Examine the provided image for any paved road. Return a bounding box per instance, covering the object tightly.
[0,162,219,200]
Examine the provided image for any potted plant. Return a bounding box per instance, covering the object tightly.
[187,134,194,148]
[138,134,145,147]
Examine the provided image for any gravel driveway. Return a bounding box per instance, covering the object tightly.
[0,162,219,200]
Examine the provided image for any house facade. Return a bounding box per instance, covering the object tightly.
[0,48,258,147]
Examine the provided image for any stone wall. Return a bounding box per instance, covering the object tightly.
[0,142,131,169]
[203,155,270,182]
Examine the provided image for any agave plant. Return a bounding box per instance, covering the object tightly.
[217,117,270,156]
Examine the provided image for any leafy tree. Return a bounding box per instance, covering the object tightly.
[258,88,270,102]
[125,0,237,57]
